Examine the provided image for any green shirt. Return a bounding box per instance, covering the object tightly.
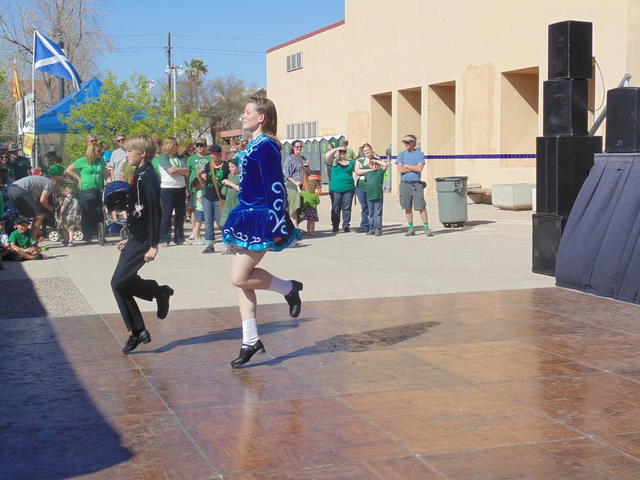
[151,157,161,178]
[45,164,65,177]
[301,190,320,210]
[221,173,241,223]
[364,168,386,201]
[72,157,105,191]
[356,157,368,188]
[9,229,34,249]
[186,154,209,192]
[195,189,204,212]
[329,160,355,193]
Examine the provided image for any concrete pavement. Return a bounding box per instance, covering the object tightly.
[0,194,554,317]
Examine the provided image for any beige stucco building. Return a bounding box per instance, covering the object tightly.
[267,0,640,195]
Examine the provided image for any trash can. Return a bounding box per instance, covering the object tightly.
[435,176,468,227]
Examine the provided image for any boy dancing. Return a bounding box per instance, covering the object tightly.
[110,134,173,354]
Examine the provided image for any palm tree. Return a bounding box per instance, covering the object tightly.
[184,59,208,110]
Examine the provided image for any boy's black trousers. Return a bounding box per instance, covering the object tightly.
[111,238,161,332]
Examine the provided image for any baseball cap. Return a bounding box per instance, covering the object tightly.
[15,217,30,225]
[208,144,222,154]
[401,135,417,143]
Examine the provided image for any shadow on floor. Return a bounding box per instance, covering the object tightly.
[0,264,132,478]
[249,320,442,367]
[139,317,316,354]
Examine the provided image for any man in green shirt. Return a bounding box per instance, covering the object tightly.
[43,151,65,177]
[186,138,210,230]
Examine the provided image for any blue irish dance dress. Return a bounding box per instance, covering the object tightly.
[222,134,301,251]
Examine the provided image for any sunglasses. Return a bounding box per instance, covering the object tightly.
[116,138,125,142]
[195,144,206,147]
[338,150,346,153]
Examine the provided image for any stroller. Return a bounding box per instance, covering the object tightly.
[98,181,130,244]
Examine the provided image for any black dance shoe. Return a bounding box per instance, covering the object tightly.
[284,280,303,318]
[156,285,174,319]
[230,340,266,368]
[121,329,151,354]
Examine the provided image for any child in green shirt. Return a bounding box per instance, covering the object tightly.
[300,179,321,236]
[355,158,388,236]
[191,176,205,245]
[8,218,43,260]
[220,157,241,254]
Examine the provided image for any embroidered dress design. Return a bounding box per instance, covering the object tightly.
[222,135,301,251]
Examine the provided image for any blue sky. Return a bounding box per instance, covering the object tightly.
[100,0,345,88]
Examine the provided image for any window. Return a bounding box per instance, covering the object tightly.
[307,121,318,138]
[286,52,303,72]
[286,121,318,139]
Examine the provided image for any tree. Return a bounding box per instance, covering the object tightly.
[182,58,208,111]
[201,75,262,132]
[0,69,11,142]
[62,72,201,160]
[0,0,111,109]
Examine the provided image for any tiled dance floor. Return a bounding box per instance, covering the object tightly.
[3,287,640,479]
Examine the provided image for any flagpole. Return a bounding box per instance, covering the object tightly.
[31,28,38,168]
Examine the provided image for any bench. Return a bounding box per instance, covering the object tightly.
[466,184,492,204]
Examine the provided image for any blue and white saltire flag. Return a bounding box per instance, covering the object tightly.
[33,30,82,90]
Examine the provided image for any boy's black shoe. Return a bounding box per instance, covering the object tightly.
[122,329,151,354]
[343,227,350,233]
[332,226,339,233]
[284,280,303,317]
[156,285,174,319]
[202,245,215,254]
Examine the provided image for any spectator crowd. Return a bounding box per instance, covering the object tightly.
[0,132,434,269]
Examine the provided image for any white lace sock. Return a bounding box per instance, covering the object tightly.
[242,318,259,346]
[268,275,293,296]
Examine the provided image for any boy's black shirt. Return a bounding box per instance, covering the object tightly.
[126,162,161,246]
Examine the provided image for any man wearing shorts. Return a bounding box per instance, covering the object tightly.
[6,175,57,240]
[397,134,433,237]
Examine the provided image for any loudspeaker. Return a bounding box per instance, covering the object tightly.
[536,135,602,217]
[543,79,588,136]
[605,87,640,153]
[548,21,592,79]
[533,213,565,276]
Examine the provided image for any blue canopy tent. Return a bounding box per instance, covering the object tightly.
[33,77,101,166]
[36,77,102,134]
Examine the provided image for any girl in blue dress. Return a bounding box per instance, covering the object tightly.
[222,97,303,368]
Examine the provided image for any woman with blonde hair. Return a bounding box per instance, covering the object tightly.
[158,136,190,246]
[222,97,303,368]
[65,141,107,244]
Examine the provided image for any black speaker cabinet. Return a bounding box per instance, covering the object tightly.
[536,135,602,217]
[533,213,566,276]
[548,20,592,80]
[543,79,588,136]
[605,87,640,153]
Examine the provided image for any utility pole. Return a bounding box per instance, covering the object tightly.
[58,34,65,100]
[166,32,172,90]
